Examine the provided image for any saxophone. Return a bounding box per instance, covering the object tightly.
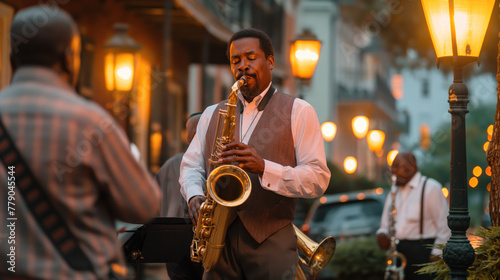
[384,175,407,280]
[190,76,252,271]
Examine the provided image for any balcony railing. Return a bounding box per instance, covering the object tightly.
[337,74,397,120]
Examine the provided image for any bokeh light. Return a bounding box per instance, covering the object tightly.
[344,156,357,174]
[469,177,478,188]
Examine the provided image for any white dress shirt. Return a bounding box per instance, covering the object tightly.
[179,83,330,203]
[377,172,451,256]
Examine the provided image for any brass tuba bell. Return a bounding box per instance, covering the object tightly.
[294,224,336,279]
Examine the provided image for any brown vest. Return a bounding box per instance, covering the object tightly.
[204,90,298,243]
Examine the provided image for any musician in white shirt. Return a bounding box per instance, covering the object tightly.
[377,152,450,280]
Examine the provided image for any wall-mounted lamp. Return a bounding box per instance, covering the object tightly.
[104,23,141,97]
[104,23,141,140]
[290,29,322,83]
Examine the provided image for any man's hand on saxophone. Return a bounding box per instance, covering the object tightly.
[217,142,265,175]
[188,195,206,226]
[377,232,390,251]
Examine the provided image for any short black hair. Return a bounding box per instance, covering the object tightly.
[226,28,274,60]
[9,5,77,68]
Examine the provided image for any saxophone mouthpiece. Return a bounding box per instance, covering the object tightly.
[232,76,247,92]
[391,175,397,186]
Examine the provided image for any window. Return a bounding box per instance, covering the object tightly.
[0,3,14,89]
[422,78,429,98]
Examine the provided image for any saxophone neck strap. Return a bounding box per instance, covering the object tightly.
[0,116,93,271]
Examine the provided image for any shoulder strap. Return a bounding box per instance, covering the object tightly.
[420,176,429,237]
[0,117,93,271]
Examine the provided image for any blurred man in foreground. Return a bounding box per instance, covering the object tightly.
[0,5,161,280]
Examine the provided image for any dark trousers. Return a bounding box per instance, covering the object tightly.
[397,238,435,280]
[203,218,298,280]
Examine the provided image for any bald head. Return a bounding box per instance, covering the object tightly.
[10,5,81,85]
[391,152,418,186]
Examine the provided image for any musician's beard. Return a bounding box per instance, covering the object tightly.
[240,84,260,102]
[237,74,260,102]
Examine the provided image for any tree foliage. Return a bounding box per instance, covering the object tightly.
[344,0,500,74]
[486,39,500,227]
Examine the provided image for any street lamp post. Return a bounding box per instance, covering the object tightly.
[421,0,495,279]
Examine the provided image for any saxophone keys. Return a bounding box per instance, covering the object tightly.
[202,228,211,238]
[203,217,212,225]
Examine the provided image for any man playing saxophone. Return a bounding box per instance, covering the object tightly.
[179,28,330,279]
[377,152,450,280]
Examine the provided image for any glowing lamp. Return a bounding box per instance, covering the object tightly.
[472,166,482,177]
[442,187,449,198]
[290,30,321,80]
[104,23,141,93]
[421,0,494,64]
[352,116,369,139]
[483,141,489,152]
[367,130,385,152]
[321,122,337,142]
[387,150,399,166]
[344,156,357,174]
[469,177,478,188]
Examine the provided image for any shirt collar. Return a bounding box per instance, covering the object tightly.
[406,171,422,189]
[11,66,76,94]
[238,82,272,108]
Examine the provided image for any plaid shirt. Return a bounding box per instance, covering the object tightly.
[0,67,161,280]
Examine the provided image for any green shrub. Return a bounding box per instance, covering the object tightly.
[327,236,386,280]
[417,227,500,280]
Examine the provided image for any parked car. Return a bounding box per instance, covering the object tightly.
[302,188,387,244]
